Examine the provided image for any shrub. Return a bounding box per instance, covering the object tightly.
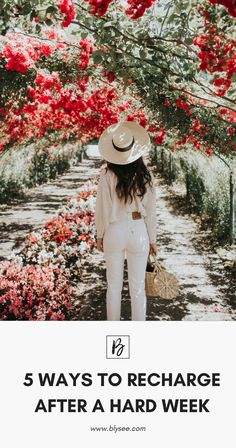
[153,145,233,241]
[0,142,83,203]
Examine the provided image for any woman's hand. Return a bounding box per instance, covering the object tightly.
[149,243,158,256]
[97,238,104,252]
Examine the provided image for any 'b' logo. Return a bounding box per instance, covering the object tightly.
[106,335,130,359]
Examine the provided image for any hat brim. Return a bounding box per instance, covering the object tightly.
[98,121,151,165]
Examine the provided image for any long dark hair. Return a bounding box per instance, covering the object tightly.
[106,156,153,203]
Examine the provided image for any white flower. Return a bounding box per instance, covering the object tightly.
[38,250,51,264]
[86,196,96,210]
[78,241,89,253]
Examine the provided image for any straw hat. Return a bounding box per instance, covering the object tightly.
[98,121,151,165]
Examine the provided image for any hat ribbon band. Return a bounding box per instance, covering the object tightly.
[112,137,135,152]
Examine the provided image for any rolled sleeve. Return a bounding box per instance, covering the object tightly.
[95,168,112,239]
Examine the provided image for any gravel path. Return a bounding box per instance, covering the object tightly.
[0,146,235,321]
[0,150,98,260]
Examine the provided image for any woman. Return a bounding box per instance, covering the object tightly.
[95,121,157,321]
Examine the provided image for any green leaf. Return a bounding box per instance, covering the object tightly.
[35,23,41,32]
[231,72,236,83]
[30,10,36,20]
[185,38,193,45]
[80,31,88,39]
[139,49,147,59]
[46,6,56,14]
[22,4,32,14]
[92,51,103,64]
[103,21,114,28]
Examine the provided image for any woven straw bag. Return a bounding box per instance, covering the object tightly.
[145,256,180,300]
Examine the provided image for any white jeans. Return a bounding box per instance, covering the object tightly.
[103,212,150,321]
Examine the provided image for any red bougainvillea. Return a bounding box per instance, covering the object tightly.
[0,33,58,73]
[83,0,157,18]
[126,111,148,127]
[84,0,114,16]
[0,62,137,150]
[59,0,77,27]
[154,128,166,145]
[3,45,36,73]
[191,119,209,137]
[175,98,191,112]
[194,7,236,95]
[78,38,94,70]
[126,0,156,19]
[103,70,116,82]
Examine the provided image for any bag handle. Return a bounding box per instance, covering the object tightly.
[148,254,164,273]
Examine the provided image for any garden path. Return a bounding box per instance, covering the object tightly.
[0,145,235,321]
[0,148,98,261]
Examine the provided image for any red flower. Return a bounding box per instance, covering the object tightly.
[220,108,228,114]
[41,44,54,57]
[126,0,156,19]
[205,146,213,156]
[175,98,191,111]
[36,72,60,89]
[3,45,35,73]
[84,0,113,16]
[194,10,236,94]
[103,70,116,82]
[164,100,171,106]
[177,137,187,145]
[78,38,94,70]
[228,127,235,135]
[59,0,76,27]
[155,129,166,145]
[214,77,225,87]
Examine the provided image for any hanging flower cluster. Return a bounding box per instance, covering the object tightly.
[125,0,156,20]
[175,97,192,114]
[83,0,113,16]
[162,95,236,155]
[0,31,150,151]
[35,71,60,89]
[0,32,95,76]
[194,9,236,95]
[0,68,123,150]
[82,0,157,18]
[59,0,77,27]
[0,33,57,73]
[78,38,94,70]
[191,119,209,137]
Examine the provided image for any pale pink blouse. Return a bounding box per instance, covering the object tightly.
[95,166,157,244]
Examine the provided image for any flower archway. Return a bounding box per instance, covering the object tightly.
[0,0,235,156]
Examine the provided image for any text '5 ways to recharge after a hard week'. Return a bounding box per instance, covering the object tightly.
[22,371,221,414]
